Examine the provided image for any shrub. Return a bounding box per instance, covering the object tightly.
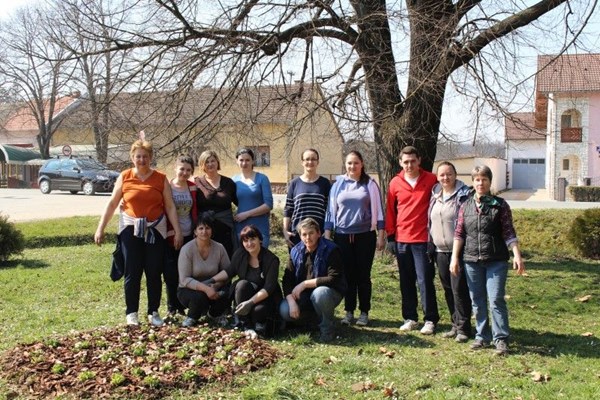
[567,208,600,259]
[0,213,25,262]
[569,186,600,202]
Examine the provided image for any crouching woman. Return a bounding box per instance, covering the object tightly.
[279,217,346,342]
[208,225,282,336]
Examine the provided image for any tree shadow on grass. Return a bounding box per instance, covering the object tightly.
[25,233,117,249]
[275,318,436,349]
[512,327,600,359]
[0,258,50,269]
[526,260,600,275]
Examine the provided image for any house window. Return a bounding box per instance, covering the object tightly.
[560,109,582,142]
[562,159,570,171]
[245,146,270,167]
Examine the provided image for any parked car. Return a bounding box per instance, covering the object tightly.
[37,157,120,195]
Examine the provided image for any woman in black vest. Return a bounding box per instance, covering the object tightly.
[449,165,525,356]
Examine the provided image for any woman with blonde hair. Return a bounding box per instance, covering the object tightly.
[195,150,238,257]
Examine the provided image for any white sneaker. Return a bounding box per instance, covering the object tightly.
[126,312,139,326]
[148,311,164,327]
[182,317,198,327]
[420,321,435,335]
[399,319,418,331]
[340,311,354,326]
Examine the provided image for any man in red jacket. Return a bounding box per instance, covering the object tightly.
[385,146,439,335]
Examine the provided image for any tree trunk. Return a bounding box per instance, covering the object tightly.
[358,0,456,194]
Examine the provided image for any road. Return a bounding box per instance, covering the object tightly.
[1,188,599,223]
[0,189,287,222]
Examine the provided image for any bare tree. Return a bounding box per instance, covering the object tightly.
[0,5,77,158]
[71,0,597,188]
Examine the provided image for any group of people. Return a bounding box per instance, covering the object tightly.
[94,141,525,353]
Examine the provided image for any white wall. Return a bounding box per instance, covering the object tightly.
[505,139,546,189]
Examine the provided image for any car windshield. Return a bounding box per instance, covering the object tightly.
[77,159,107,170]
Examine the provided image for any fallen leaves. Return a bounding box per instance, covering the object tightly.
[581,332,594,337]
[379,346,396,358]
[323,355,340,364]
[577,295,592,303]
[0,324,280,399]
[351,379,376,392]
[531,371,551,383]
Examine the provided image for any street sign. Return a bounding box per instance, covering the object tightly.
[62,145,72,156]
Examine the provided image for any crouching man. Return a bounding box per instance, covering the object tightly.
[279,217,346,342]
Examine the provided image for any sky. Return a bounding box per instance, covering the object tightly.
[1,1,598,144]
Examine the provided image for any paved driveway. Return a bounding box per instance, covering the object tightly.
[1,188,598,223]
[0,189,287,223]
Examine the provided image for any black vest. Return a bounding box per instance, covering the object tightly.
[462,196,510,262]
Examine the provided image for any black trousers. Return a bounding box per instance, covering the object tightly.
[233,280,276,324]
[335,231,376,313]
[163,235,192,314]
[436,252,472,334]
[177,287,229,320]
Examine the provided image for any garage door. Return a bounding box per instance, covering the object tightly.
[512,158,545,189]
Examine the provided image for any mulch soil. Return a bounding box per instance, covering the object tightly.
[0,324,281,399]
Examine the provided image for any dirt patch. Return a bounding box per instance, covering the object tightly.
[0,324,281,399]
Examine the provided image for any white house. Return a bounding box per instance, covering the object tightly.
[504,112,546,189]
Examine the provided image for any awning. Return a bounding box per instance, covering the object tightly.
[0,144,43,164]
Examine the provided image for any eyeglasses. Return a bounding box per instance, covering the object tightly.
[303,158,319,162]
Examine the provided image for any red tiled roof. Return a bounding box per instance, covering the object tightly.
[2,95,80,131]
[505,112,546,141]
[536,54,600,93]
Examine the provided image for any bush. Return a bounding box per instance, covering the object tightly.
[569,186,600,202]
[0,214,25,262]
[567,208,600,259]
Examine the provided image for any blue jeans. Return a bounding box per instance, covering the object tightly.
[395,242,439,323]
[464,260,509,343]
[279,286,343,336]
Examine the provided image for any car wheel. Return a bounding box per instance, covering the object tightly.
[39,180,51,194]
[70,190,79,194]
[83,181,96,195]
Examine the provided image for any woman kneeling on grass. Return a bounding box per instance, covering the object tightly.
[177,213,230,327]
[206,225,282,337]
[450,165,525,356]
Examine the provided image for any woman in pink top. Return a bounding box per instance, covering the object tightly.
[95,140,182,327]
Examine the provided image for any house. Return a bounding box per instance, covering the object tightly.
[0,94,81,188]
[53,83,345,191]
[504,112,546,189]
[433,157,507,194]
[506,53,600,200]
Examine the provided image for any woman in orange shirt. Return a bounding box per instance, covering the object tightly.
[95,140,182,327]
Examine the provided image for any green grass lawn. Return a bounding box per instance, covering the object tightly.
[1,210,599,399]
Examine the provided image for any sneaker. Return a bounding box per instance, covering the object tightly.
[470,339,490,350]
[420,321,435,335]
[340,311,354,326]
[355,312,369,327]
[442,328,457,339]
[254,322,267,336]
[148,311,164,327]
[126,312,139,326]
[494,339,509,356]
[319,331,335,343]
[399,319,419,331]
[244,329,258,340]
[207,312,228,327]
[182,317,198,327]
[455,333,469,343]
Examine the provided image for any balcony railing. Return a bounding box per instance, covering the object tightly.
[561,127,582,142]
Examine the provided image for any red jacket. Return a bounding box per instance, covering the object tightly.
[385,169,437,243]
[166,180,198,247]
